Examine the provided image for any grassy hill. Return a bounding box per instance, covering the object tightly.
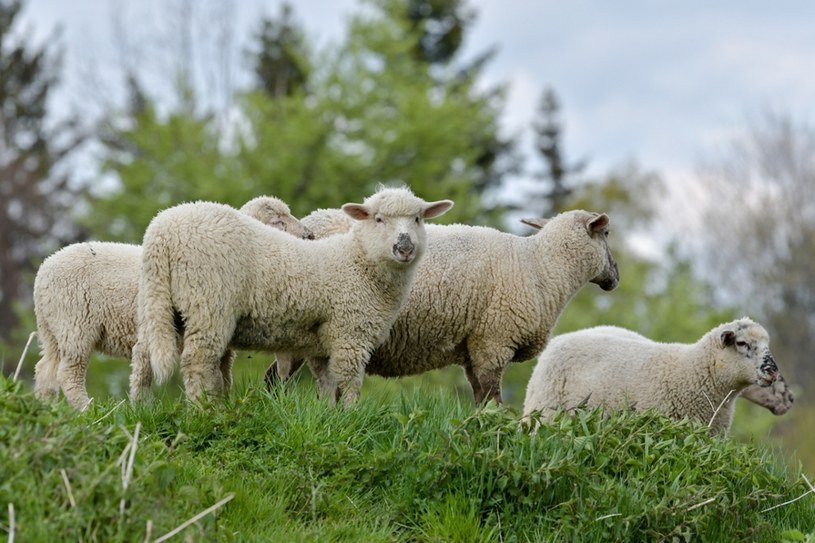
[1,375,814,542]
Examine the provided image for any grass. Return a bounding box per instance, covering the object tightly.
[1,374,815,542]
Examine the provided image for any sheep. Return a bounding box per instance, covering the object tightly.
[555,324,794,416]
[129,186,454,405]
[271,209,619,404]
[521,319,781,434]
[32,196,310,410]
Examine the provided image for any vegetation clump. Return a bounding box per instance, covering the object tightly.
[1,376,813,542]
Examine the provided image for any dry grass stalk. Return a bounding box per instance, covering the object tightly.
[687,497,716,511]
[119,423,141,517]
[93,399,126,425]
[60,469,77,508]
[153,493,235,543]
[13,332,36,382]
[760,473,815,513]
[707,389,735,429]
[143,520,152,543]
[7,502,14,543]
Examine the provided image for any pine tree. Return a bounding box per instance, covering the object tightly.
[247,3,310,99]
[531,87,586,216]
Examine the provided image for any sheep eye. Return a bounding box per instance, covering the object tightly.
[375,216,384,224]
[414,216,420,224]
[735,340,748,348]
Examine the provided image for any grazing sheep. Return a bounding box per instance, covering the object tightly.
[130,186,453,405]
[284,210,619,404]
[33,196,309,410]
[559,324,794,417]
[522,320,780,434]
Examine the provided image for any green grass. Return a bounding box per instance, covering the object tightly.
[1,375,814,542]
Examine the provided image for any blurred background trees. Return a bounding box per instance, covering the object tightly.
[1,0,812,471]
[0,0,84,347]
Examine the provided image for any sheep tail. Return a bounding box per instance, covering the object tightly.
[139,235,180,385]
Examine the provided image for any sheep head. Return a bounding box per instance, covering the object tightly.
[342,187,453,266]
[239,196,314,239]
[718,319,779,388]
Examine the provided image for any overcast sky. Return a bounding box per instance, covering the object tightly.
[18,0,815,228]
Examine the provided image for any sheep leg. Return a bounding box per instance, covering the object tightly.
[263,354,307,391]
[219,349,236,390]
[34,355,61,401]
[277,353,306,380]
[33,327,60,401]
[307,357,335,401]
[263,361,279,390]
[179,336,227,402]
[128,340,153,401]
[468,345,514,405]
[56,349,92,410]
[463,363,486,404]
[327,348,368,407]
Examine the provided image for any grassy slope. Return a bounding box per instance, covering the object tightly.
[1,375,814,542]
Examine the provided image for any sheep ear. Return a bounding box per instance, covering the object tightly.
[423,199,454,219]
[587,213,609,234]
[342,203,370,221]
[720,330,736,347]
[521,218,549,230]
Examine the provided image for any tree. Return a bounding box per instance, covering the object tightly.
[0,0,83,345]
[233,0,514,220]
[90,0,517,241]
[692,110,815,388]
[247,3,310,99]
[406,0,472,65]
[529,87,587,217]
[89,83,242,242]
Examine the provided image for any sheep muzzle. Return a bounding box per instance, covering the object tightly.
[393,233,416,262]
[758,352,779,386]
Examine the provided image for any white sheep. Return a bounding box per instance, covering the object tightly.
[553,324,794,416]
[282,210,619,404]
[129,186,453,405]
[32,196,310,410]
[522,320,781,434]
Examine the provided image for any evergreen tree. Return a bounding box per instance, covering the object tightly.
[232,0,517,222]
[406,0,471,65]
[530,87,586,216]
[247,3,310,99]
[0,0,83,344]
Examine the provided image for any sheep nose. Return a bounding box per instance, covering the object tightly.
[393,233,415,261]
[761,352,778,378]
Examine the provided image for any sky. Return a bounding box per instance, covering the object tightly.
[17,0,815,239]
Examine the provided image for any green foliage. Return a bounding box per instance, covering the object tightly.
[87,0,514,243]
[0,0,84,341]
[3,375,814,542]
[89,104,243,242]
